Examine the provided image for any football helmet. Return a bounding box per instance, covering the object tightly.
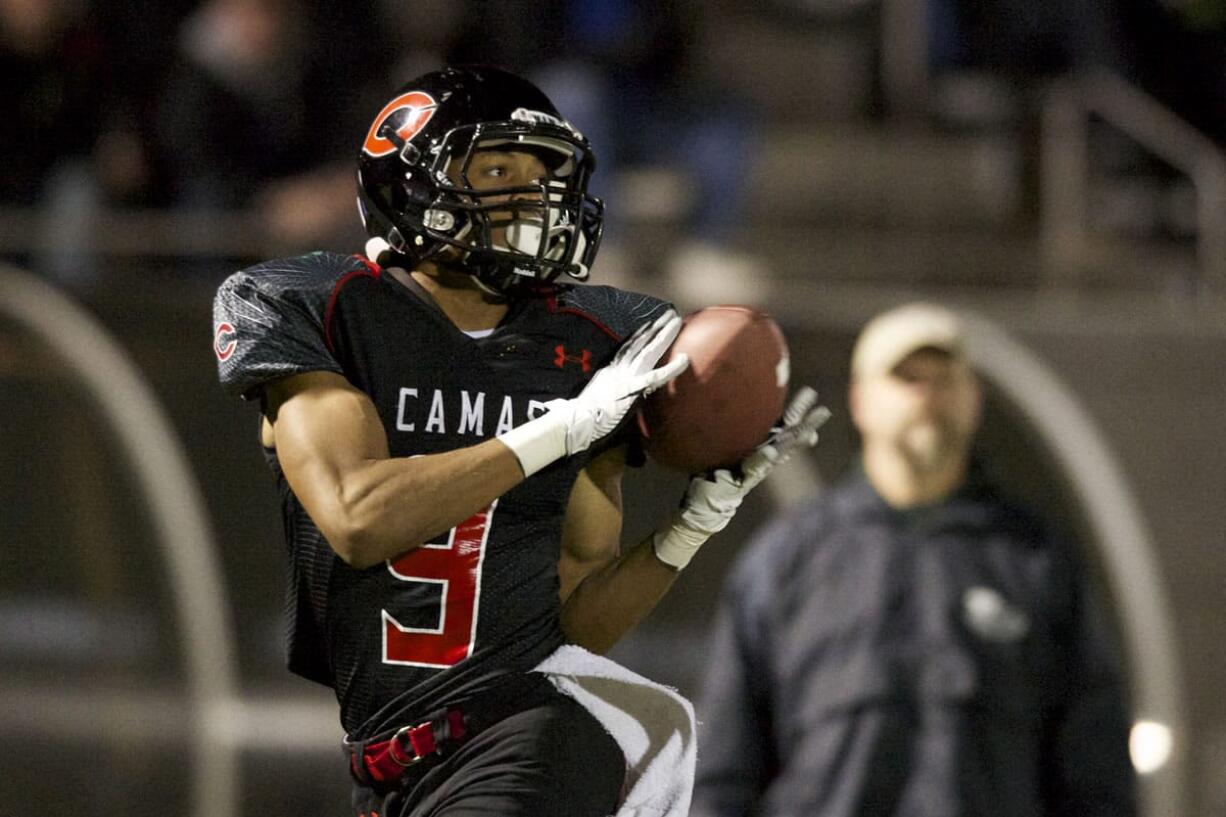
[356,66,603,294]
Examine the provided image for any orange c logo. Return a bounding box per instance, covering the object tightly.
[362,91,438,158]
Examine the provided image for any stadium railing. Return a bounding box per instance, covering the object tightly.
[1041,69,1226,294]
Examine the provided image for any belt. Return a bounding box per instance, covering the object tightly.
[344,672,556,792]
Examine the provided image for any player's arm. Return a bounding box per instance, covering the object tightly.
[558,389,833,653]
[263,309,687,569]
[558,446,679,654]
[265,370,524,568]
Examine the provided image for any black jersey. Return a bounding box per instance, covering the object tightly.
[213,251,670,737]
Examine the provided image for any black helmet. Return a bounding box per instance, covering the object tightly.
[356,66,603,294]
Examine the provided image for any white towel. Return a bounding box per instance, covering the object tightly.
[535,644,696,817]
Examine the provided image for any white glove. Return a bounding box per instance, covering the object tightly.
[653,387,831,570]
[499,310,689,477]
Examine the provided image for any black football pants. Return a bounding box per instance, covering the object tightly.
[352,689,626,817]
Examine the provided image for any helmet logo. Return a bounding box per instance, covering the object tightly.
[363,91,439,158]
[511,107,577,135]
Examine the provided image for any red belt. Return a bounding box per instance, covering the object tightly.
[344,672,557,792]
[349,708,468,786]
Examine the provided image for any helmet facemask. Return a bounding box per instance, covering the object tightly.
[418,123,603,293]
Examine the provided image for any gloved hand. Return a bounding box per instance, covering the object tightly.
[653,387,831,570]
[499,310,688,477]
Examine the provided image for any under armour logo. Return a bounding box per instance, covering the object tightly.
[554,345,591,372]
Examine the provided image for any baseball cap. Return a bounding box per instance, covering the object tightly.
[851,302,967,380]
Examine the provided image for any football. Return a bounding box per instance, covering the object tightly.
[637,306,790,473]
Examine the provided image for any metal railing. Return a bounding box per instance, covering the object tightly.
[1041,70,1226,294]
[0,264,242,817]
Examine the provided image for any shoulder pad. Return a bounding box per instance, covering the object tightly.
[551,284,673,341]
[212,252,377,399]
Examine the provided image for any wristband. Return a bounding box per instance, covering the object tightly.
[496,409,570,478]
[652,522,711,571]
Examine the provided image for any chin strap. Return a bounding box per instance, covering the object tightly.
[365,236,420,272]
[364,236,392,261]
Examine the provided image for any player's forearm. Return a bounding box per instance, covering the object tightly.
[559,534,679,654]
[327,438,524,568]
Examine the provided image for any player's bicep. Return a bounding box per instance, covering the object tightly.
[558,446,625,603]
[264,371,389,539]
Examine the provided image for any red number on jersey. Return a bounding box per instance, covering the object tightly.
[382,502,495,668]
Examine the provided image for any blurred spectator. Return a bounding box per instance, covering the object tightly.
[91,0,200,206]
[0,0,106,206]
[928,0,1226,146]
[927,0,1071,81]
[375,0,468,88]
[691,303,1137,817]
[152,0,390,253]
[1101,0,1226,145]
[0,0,197,212]
[448,0,760,279]
[0,0,157,280]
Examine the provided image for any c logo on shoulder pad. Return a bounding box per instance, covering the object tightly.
[214,322,237,361]
[363,91,438,158]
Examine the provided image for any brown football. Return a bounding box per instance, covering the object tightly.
[637,306,790,472]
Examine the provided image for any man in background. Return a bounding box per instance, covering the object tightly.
[691,302,1136,817]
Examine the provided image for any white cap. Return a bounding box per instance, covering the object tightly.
[851,302,967,380]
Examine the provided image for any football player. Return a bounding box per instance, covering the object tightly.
[212,66,827,817]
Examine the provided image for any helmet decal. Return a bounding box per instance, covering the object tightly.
[362,91,439,158]
[511,107,577,135]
